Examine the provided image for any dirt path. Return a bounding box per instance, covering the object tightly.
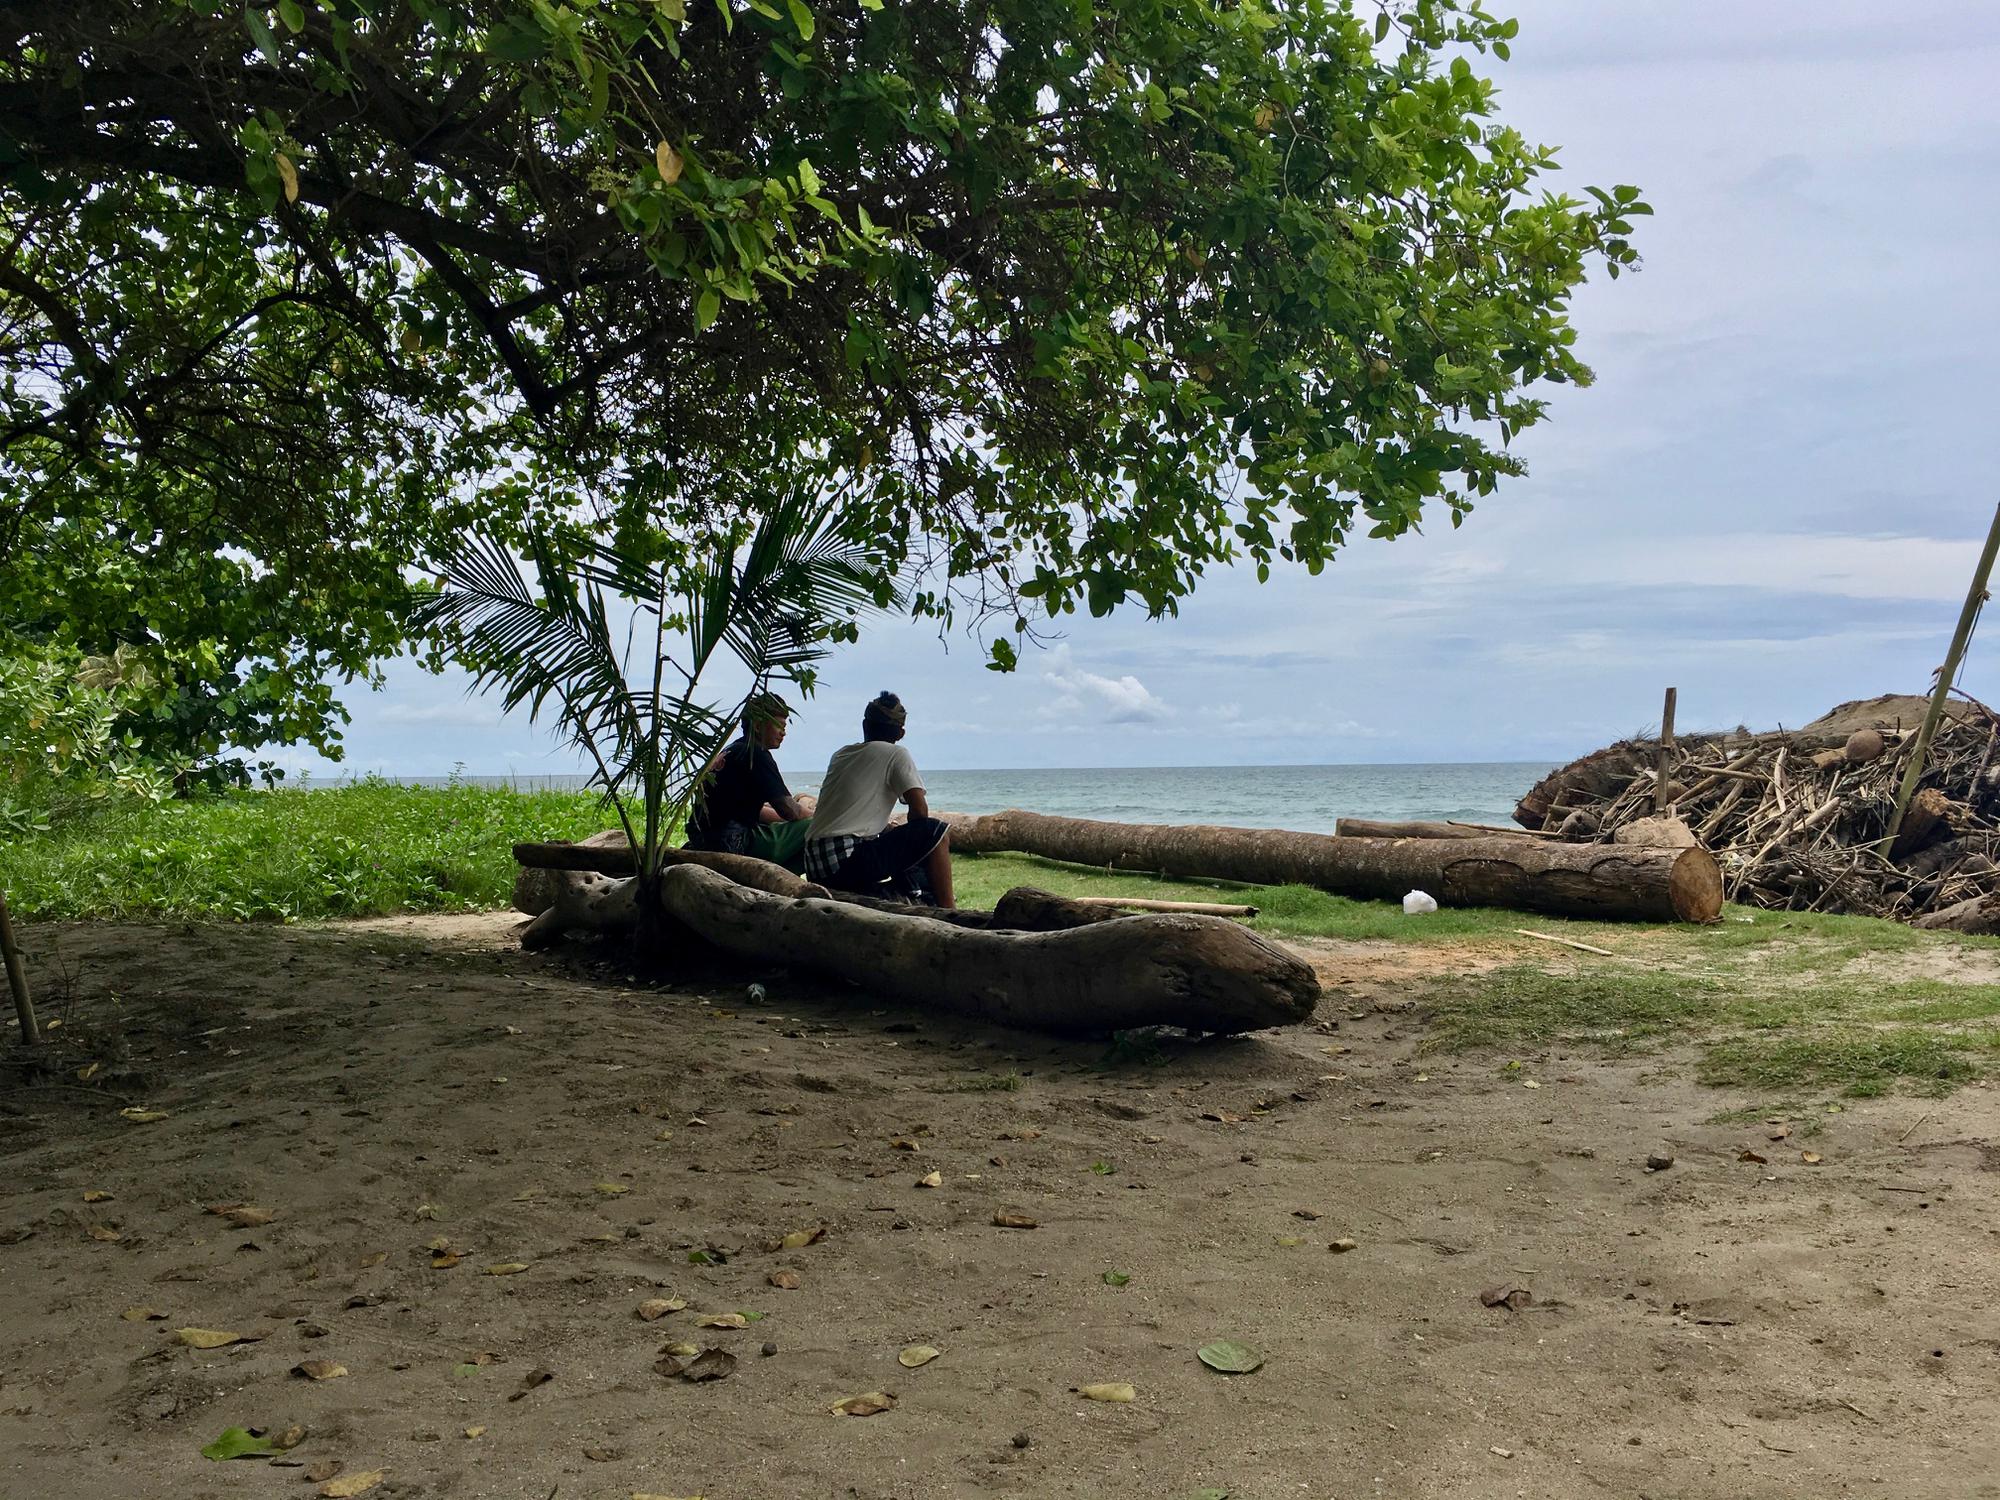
[2,916,1996,1499]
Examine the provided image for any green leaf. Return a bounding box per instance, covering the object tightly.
[201,1427,278,1461]
[242,7,282,66]
[1102,1270,1130,1287]
[985,637,1018,673]
[276,0,305,33]
[786,0,815,40]
[1196,1340,1264,1374]
[452,1362,481,1377]
[1091,1160,1113,1175]
[695,288,721,330]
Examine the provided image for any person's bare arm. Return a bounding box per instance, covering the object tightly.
[904,786,931,820]
[768,794,807,822]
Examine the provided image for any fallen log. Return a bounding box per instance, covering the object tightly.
[1069,896,1258,918]
[1913,891,2000,934]
[513,839,809,895]
[1333,818,1547,841]
[945,809,1722,923]
[515,864,1318,1033]
[661,865,1316,1033]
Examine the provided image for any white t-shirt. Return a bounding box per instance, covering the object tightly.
[809,741,923,840]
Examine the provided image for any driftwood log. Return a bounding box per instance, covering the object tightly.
[945,809,1722,923]
[1333,818,1548,841]
[512,861,1318,1034]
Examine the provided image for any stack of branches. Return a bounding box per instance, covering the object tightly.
[1513,693,2000,927]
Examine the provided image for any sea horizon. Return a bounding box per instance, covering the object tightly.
[345,759,1555,834]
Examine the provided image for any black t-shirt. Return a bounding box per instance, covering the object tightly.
[687,737,789,845]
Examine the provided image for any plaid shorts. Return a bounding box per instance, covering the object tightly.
[804,833,865,885]
[805,818,947,897]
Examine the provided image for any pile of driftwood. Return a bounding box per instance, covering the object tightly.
[1510,693,2000,930]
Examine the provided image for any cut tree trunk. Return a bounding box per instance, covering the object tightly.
[1333,818,1545,841]
[1913,891,2000,934]
[656,864,1317,1034]
[946,809,1722,923]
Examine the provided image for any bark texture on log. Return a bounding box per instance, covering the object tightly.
[1333,818,1542,841]
[1612,815,1699,849]
[656,864,1317,1034]
[513,838,820,897]
[946,809,1722,923]
[1913,891,2000,934]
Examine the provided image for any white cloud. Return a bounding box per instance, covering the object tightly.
[1040,646,1170,724]
[375,699,505,728]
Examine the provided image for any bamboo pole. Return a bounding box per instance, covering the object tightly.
[1068,896,1259,918]
[1653,686,1678,813]
[0,890,40,1047]
[1883,502,2000,853]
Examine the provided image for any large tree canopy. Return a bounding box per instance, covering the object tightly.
[0,0,1642,759]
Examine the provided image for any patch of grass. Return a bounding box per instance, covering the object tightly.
[1418,965,1724,1053]
[5,779,605,921]
[935,1071,1023,1093]
[1697,1030,1994,1098]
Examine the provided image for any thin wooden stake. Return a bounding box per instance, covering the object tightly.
[1068,896,1258,918]
[1513,928,1619,958]
[1883,501,2000,852]
[1654,686,1678,813]
[0,890,40,1047]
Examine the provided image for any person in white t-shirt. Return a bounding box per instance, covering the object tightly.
[803,691,955,908]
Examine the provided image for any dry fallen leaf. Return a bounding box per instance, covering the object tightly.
[1078,1382,1137,1403]
[512,1187,541,1202]
[768,1270,802,1291]
[273,1424,307,1452]
[992,1212,1038,1229]
[413,1204,438,1221]
[917,1171,943,1189]
[636,1297,685,1321]
[1769,1124,1792,1141]
[660,1341,699,1358]
[87,1224,122,1242]
[1478,1286,1534,1311]
[594,1182,630,1197]
[779,1226,826,1249]
[430,1252,464,1269]
[1802,1151,1824,1165]
[177,1327,261,1350]
[829,1391,896,1416]
[424,1234,451,1252]
[319,1469,387,1498]
[1275,1235,1303,1248]
[584,1447,624,1462]
[890,1138,918,1151]
[119,1107,169,1123]
[463,1426,486,1439]
[356,1252,387,1269]
[897,1344,940,1368]
[695,1313,747,1330]
[120,1306,167,1322]
[683,1347,736,1382]
[1737,1149,1768,1164]
[1328,1238,1358,1254]
[999,1128,1042,1141]
[305,1459,343,1483]
[485,1262,530,1276]
[222,1206,275,1229]
[83,1190,113,1204]
[1292,1208,1322,1221]
[656,140,683,185]
[293,1359,348,1381]
[507,1368,554,1401]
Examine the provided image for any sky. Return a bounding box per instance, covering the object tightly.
[289,0,2000,779]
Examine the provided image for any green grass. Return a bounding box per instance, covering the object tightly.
[3,778,604,921]
[13,796,2000,1101]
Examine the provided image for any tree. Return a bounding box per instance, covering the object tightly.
[415,485,892,927]
[0,0,1644,753]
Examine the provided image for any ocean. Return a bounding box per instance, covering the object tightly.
[418,762,1552,834]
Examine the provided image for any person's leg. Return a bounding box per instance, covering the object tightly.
[923,827,955,909]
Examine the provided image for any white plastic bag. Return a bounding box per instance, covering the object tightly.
[1402,889,1439,915]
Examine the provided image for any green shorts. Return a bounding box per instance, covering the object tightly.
[749,818,811,873]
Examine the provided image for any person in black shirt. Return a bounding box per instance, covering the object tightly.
[684,692,811,866]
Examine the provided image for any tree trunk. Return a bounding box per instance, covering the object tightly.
[513,838,817,896]
[1913,891,2000,934]
[945,810,1722,923]
[655,864,1317,1034]
[1334,818,1544,841]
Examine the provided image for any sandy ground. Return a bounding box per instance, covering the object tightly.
[3,914,1998,1500]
